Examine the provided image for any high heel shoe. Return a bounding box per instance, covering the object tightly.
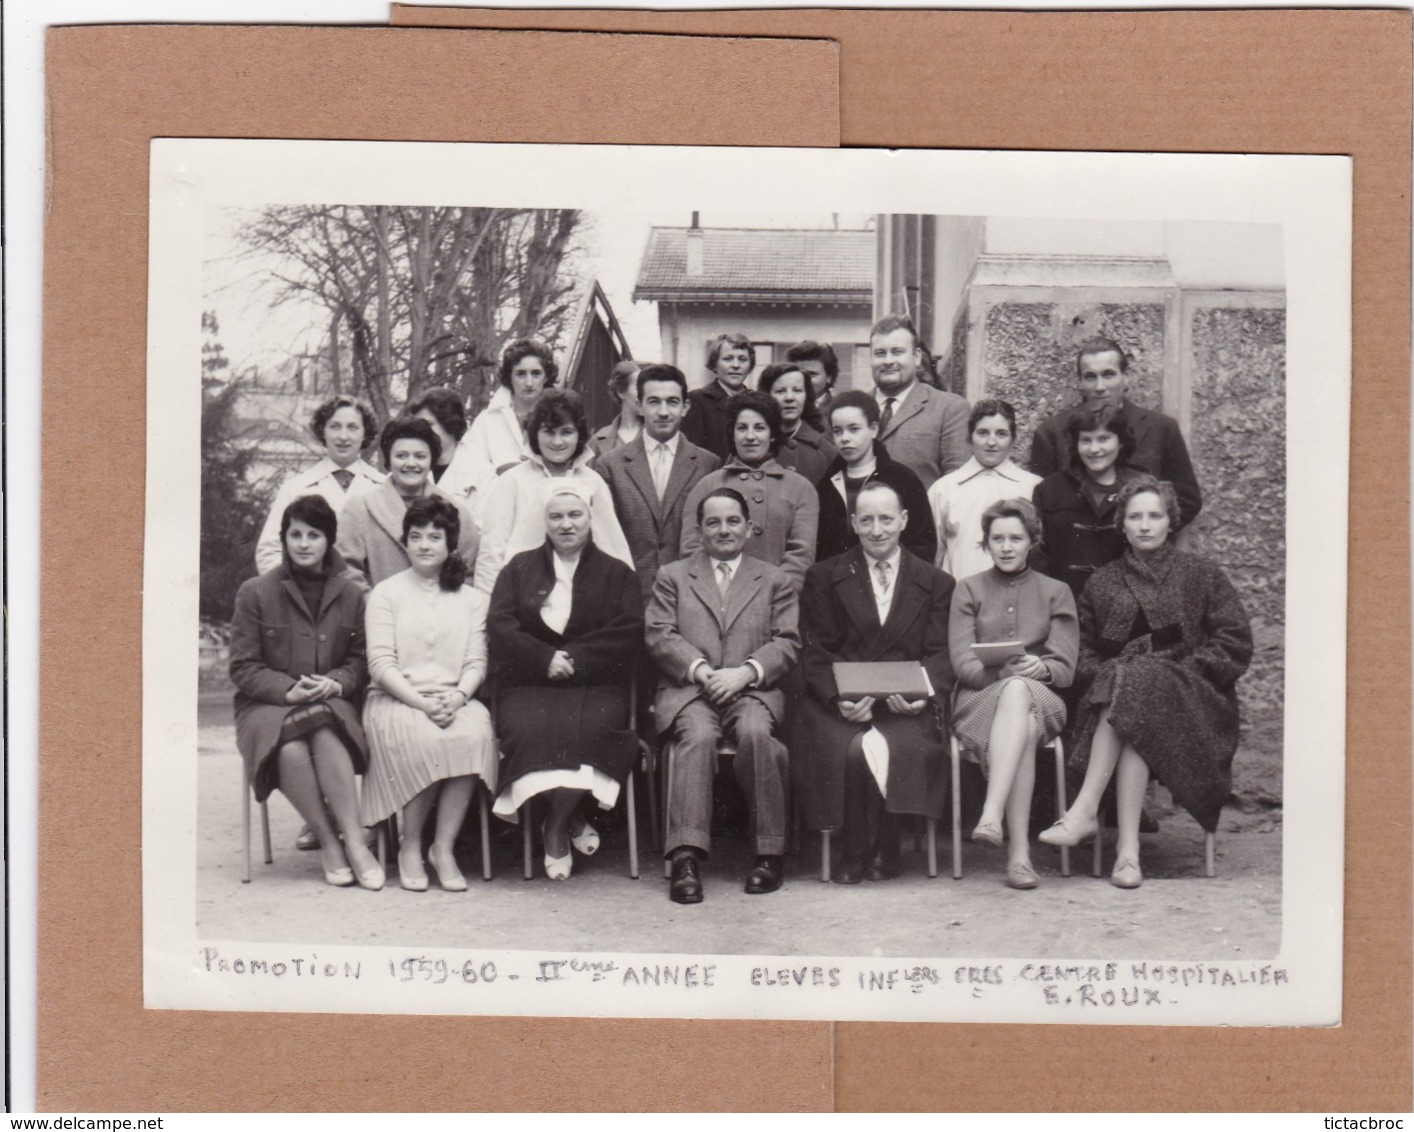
[324,865,355,887]
[1038,813,1099,848]
[356,865,386,891]
[569,817,600,857]
[543,819,573,880]
[429,846,468,893]
[398,846,429,892]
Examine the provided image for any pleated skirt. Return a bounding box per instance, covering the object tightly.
[360,689,498,825]
[952,676,1067,774]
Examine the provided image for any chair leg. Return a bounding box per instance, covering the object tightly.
[820,829,831,882]
[644,742,661,856]
[1205,831,1216,878]
[522,799,534,881]
[259,799,273,865]
[1052,738,1070,878]
[926,818,938,878]
[377,821,386,871]
[662,741,675,879]
[479,785,493,882]
[241,762,252,884]
[949,735,963,879]
[1092,822,1104,878]
[626,769,640,880]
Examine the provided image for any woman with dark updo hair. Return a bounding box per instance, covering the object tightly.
[462,338,561,518]
[360,496,497,893]
[230,495,383,889]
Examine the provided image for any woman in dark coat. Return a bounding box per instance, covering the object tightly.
[815,389,937,565]
[1039,476,1253,888]
[1033,402,1150,600]
[229,495,383,890]
[797,480,956,883]
[488,481,645,879]
[758,361,836,485]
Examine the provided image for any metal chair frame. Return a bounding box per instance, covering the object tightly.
[948,733,1071,880]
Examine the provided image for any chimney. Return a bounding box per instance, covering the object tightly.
[686,212,704,277]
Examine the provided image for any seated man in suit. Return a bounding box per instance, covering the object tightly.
[1027,335,1203,527]
[592,362,721,606]
[681,332,755,461]
[797,481,956,883]
[646,488,801,903]
[868,313,971,486]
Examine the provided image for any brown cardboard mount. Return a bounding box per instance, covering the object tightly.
[390,8,1413,1113]
[39,9,1412,1112]
[41,24,838,1114]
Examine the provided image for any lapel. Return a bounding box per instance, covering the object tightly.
[832,548,882,642]
[721,556,767,634]
[687,552,729,634]
[875,552,927,654]
[661,439,704,516]
[620,437,662,517]
[277,570,316,624]
[881,384,929,440]
[367,480,414,547]
[1121,402,1157,469]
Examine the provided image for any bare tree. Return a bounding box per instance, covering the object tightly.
[234,205,582,420]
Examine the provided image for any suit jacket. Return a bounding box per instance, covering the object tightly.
[681,380,737,461]
[645,551,800,735]
[815,441,938,565]
[1027,399,1203,526]
[875,382,971,486]
[592,434,721,603]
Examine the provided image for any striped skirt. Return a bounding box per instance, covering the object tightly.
[360,689,498,825]
[951,676,1067,775]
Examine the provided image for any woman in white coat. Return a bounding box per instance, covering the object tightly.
[461,338,558,521]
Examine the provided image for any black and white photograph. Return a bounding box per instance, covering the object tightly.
[143,140,1348,1024]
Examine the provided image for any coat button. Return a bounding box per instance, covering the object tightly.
[319,633,328,641]
[753,523,764,535]
[1007,607,1014,613]
[753,471,764,480]
[738,472,749,481]
[753,492,764,504]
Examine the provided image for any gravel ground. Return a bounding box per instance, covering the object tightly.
[196,703,1282,960]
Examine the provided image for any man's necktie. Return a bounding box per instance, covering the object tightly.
[879,397,897,435]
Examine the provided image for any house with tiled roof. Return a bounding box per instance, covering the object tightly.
[633,222,875,390]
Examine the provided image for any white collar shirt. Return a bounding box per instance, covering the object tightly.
[866,547,903,623]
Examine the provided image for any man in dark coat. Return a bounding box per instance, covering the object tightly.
[680,332,754,461]
[592,363,721,606]
[1027,336,1203,527]
[815,389,936,564]
[646,488,801,903]
[797,481,956,884]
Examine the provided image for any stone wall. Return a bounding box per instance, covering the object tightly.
[1186,304,1287,805]
[979,300,1165,466]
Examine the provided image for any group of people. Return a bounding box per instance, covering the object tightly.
[229,314,1253,903]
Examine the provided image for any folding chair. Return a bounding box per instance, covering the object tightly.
[948,733,1070,879]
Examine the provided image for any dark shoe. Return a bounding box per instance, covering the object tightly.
[745,855,784,895]
[668,850,704,904]
[833,855,865,885]
[864,843,902,882]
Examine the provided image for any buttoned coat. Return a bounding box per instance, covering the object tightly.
[679,458,819,592]
[796,546,957,829]
[775,420,837,485]
[645,551,801,736]
[254,457,384,575]
[875,382,971,486]
[681,380,737,461]
[1027,400,1203,527]
[335,479,480,591]
[1033,462,1149,599]
[229,561,369,801]
[592,434,721,604]
[815,441,938,565]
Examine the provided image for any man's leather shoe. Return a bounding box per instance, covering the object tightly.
[668,851,704,904]
[864,843,902,882]
[744,855,784,895]
[833,855,865,884]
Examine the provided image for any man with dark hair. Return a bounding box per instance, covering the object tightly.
[786,340,839,415]
[681,331,755,460]
[646,487,801,903]
[867,314,970,486]
[591,363,721,605]
[1026,336,1202,526]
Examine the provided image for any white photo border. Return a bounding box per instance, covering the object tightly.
[144,139,1349,1025]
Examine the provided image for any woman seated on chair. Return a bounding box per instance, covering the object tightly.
[948,497,1078,890]
[229,495,384,890]
[1040,477,1253,889]
[796,481,956,884]
[487,482,645,880]
[360,496,497,893]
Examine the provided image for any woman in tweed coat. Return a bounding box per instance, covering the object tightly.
[1039,477,1252,888]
